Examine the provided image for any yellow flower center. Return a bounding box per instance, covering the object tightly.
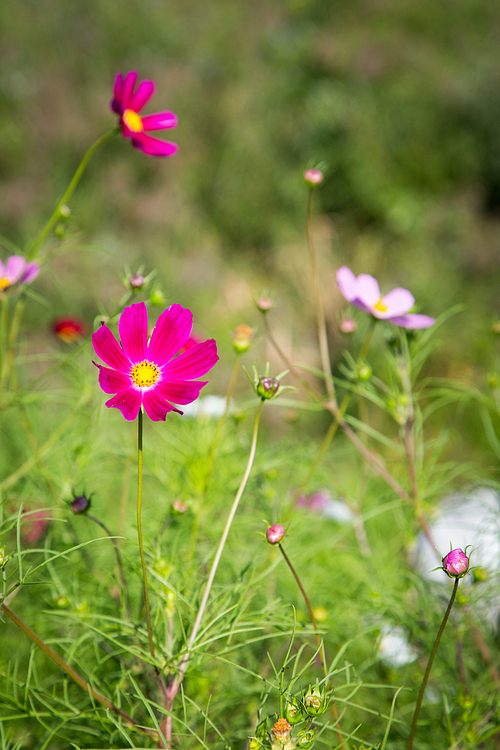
[131,360,160,388]
[374,297,388,312]
[122,108,143,133]
[0,277,11,291]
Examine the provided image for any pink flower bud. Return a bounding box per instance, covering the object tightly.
[255,296,273,313]
[442,548,469,578]
[339,317,357,334]
[267,524,285,545]
[129,274,145,290]
[303,169,324,187]
[71,495,91,514]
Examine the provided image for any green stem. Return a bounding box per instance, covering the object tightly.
[27,128,119,261]
[278,543,345,749]
[1,602,154,734]
[86,513,129,617]
[189,352,242,560]
[306,189,335,403]
[137,408,155,661]
[0,298,25,389]
[165,399,265,745]
[407,578,460,750]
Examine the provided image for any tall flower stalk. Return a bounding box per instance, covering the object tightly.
[164,397,265,745]
[407,549,470,749]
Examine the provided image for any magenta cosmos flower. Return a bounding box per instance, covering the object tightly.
[0,255,39,293]
[111,71,178,157]
[92,302,218,421]
[337,266,434,329]
[442,548,470,578]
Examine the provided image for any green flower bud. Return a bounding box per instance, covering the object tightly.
[296,728,316,749]
[303,684,327,717]
[150,289,166,306]
[285,697,303,725]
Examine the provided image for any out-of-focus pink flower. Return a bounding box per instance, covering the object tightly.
[339,317,357,334]
[296,490,330,513]
[336,266,435,329]
[442,548,470,578]
[111,71,178,157]
[92,301,218,422]
[266,524,285,545]
[0,256,39,293]
[53,317,85,343]
[22,508,52,544]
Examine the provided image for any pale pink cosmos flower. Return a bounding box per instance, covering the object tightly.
[0,256,39,293]
[336,266,435,329]
[92,302,218,421]
[111,71,178,157]
[442,548,469,578]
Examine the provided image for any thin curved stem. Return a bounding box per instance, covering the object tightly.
[137,409,155,661]
[27,128,119,261]
[407,578,459,750]
[165,399,265,745]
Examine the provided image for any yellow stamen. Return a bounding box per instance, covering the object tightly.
[374,297,388,313]
[122,108,143,133]
[0,277,11,291]
[131,360,160,388]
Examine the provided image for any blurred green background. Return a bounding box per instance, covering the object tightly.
[2,0,500,385]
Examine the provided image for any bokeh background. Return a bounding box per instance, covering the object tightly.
[2,0,500,393]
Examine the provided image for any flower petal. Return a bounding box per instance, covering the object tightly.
[141,111,178,131]
[111,73,124,113]
[97,365,132,394]
[119,302,148,363]
[162,339,218,379]
[121,71,138,109]
[336,266,357,303]
[355,274,381,307]
[131,132,178,157]
[129,80,155,112]
[388,313,435,329]
[20,262,40,285]
[4,256,27,284]
[381,288,415,317]
[156,379,208,405]
[92,324,130,372]
[147,304,193,366]
[105,389,142,421]
[143,389,182,421]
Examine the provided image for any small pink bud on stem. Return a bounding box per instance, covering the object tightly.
[442,548,470,578]
[303,168,324,187]
[266,524,285,545]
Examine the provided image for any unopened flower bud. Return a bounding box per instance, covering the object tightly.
[71,495,91,514]
[256,296,273,313]
[303,169,324,187]
[339,318,357,334]
[129,274,145,290]
[473,566,488,583]
[492,321,500,335]
[285,697,303,725]
[267,524,285,545]
[172,498,188,515]
[442,548,470,578]
[303,684,327,716]
[487,373,500,388]
[59,205,71,220]
[150,289,166,306]
[357,364,372,381]
[257,376,280,399]
[232,324,254,354]
[296,729,316,749]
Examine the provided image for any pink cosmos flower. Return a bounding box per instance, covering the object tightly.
[0,255,39,293]
[111,71,178,157]
[336,266,435,329]
[92,302,218,421]
[442,548,469,578]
